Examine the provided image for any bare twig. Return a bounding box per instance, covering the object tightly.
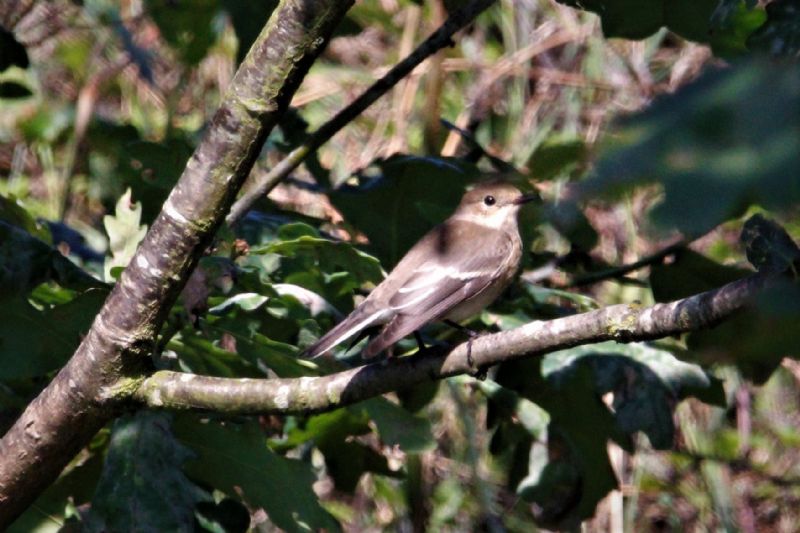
[567,240,689,287]
[225,0,499,226]
[134,272,769,415]
[523,239,689,288]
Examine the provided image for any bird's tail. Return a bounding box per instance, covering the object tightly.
[302,307,387,358]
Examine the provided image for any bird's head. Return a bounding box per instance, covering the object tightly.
[454,181,537,228]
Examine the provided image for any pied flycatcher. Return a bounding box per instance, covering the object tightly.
[304,181,534,358]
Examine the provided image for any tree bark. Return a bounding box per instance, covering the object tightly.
[0,0,353,526]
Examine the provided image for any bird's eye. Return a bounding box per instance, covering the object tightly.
[483,195,496,206]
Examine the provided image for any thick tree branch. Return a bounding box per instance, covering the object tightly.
[0,0,353,526]
[134,272,770,415]
[225,0,498,225]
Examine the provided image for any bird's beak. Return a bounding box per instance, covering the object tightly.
[513,193,538,205]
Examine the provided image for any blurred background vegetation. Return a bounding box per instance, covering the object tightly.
[1,0,799,531]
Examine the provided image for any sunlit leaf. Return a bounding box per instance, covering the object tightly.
[103,189,147,282]
[254,223,383,286]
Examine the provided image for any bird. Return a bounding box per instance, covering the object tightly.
[303,181,535,359]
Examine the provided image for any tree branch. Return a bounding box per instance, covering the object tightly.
[133,272,770,415]
[0,0,353,526]
[566,240,689,287]
[225,0,499,226]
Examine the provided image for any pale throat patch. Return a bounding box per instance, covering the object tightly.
[452,205,519,229]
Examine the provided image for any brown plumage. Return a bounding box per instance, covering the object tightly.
[303,181,533,358]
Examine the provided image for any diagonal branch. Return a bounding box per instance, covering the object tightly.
[225,0,499,226]
[0,0,353,526]
[133,272,770,415]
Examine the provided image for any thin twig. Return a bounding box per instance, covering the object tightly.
[225,0,499,226]
[566,240,688,287]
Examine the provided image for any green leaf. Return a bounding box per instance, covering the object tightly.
[495,341,723,527]
[527,137,587,181]
[206,327,312,378]
[167,332,264,379]
[747,0,800,57]
[195,498,250,533]
[557,0,662,40]
[145,0,218,65]
[740,214,800,274]
[396,380,441,413]
[542,342,726,445]
[174,415,340,533]
[514,362,621,529]
[202,288,318,377]
[254,224,383,286]
[650,249,750,302]
[0,195,49,240]
[103,189,148,282]
[320,440,397,493]
[0,290,108,380]
[711,0,768,56]
[119,138,193,224]
[85,412,199,532]
[362,397,436,453]
[0,221,103,296]
[9,442,104,532]
[18,103,72,143]
[208,292,269,313]
[688,280,800,382]
[557,0,765,53]
[585,58,800,235]
[517,426,596,530]
[329,155,481,268]
[543,201,598,251]
[474,378,549,438]
[651,223,798,382]
[276,408,370,451]
[220,0,279,65]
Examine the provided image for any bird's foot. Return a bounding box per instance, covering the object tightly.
[444,320,483,373]
[464,336,487,380]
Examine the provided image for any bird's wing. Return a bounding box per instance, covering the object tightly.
[363,224,512,356]
[301,306,390,358]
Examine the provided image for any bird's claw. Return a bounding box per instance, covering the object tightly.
[465,336,485,379]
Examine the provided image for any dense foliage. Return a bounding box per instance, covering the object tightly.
[1,0,799,530]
